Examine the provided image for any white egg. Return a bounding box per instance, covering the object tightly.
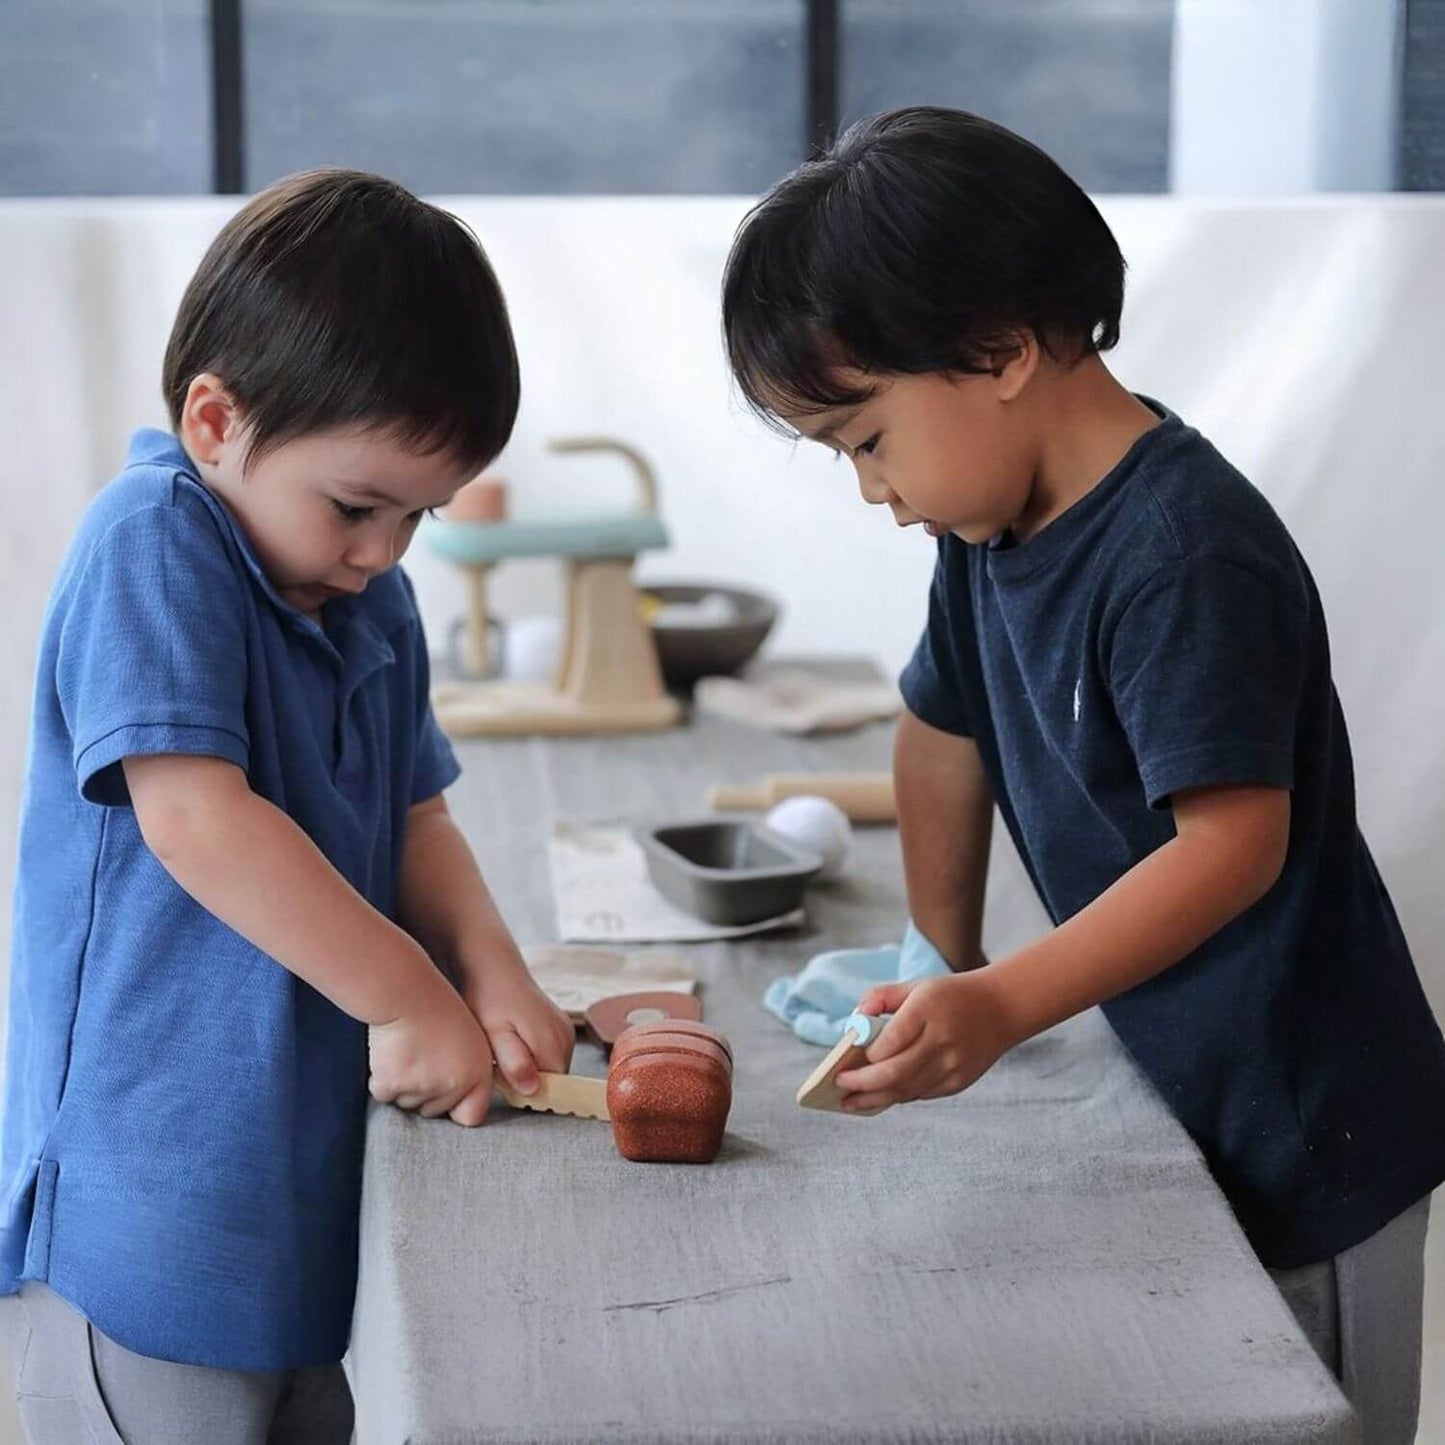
[500,615,563,682]
[764,795,853,881]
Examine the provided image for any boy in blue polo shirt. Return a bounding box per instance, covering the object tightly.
[723,107,1445,1444]
[0,170,574,1443]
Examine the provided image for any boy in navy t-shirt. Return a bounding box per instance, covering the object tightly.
[723,107,1445,1444]
[0,170,573,1442]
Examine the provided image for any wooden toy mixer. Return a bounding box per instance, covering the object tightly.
[496,1013,733,1165]
[426,436,682,737]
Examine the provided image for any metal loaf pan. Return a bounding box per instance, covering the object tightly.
[637,819,822,926]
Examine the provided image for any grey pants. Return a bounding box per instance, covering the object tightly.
[1,1283,353,1444]
[1268,1192,1433,1445]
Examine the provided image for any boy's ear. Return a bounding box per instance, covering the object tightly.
[178,373,243,468]
[990,331,1041,403]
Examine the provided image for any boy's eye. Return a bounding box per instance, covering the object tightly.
[852,433,881,458]
[331,500,373,523]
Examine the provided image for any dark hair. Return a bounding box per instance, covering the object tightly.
[722,106,1125,430]
[163,168,519,472]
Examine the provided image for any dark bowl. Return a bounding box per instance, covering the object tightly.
[642,583,780,692]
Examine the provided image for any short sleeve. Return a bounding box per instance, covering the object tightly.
[397,571,460,804]
[1106,555,1307,809]
[56,503,250,806]
[898,540,976,737]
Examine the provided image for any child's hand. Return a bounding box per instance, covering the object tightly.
[464,965,575,1101]
[368,981,498,1127]
[834,969,1020,1114]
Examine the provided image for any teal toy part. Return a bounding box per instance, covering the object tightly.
[842,1012,886,1047]
[423,511,670,565]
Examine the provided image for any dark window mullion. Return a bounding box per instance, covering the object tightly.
[1401,0,1445,189]
[210,0,245,194]
[806,0,840,158]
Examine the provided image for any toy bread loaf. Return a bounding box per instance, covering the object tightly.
[606,1019,733,1163]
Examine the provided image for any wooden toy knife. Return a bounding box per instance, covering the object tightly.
[796,1012,889,1112]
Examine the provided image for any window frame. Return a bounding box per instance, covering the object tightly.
[207,0,839,195]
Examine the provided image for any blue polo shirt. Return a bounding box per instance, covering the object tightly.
[900,399,1445,1270]
[0,428,460,1368]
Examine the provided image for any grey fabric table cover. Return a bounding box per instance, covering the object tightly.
[350,712,1357,1444]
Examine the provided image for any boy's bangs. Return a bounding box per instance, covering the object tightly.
[728,317,875,436]
[237,325,516,478]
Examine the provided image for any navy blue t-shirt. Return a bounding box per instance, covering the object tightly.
[900,400,1445,1269]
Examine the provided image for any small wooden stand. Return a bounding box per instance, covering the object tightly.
[427,437,682,737]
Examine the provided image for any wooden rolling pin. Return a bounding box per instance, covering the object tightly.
[706,772,896,824]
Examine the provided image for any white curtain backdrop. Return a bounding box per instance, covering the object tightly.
[0,194,1442,1020]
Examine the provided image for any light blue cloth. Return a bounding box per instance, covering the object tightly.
[763,921,953,1046]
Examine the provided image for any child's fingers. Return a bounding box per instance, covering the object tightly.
[861,1004,924,1063]
[857,981,917,1016]
[515,1010,575,1075]
[522,1034,571,1077]
[839,1055,944,1113]
[395,1085,470,1118]
[449,1079,493,1128]
[418,1090,467,1119]
[370,1079,430,1112]
[489,1024,540,1096]
[839,1091,893,1116]
[835,1044,920,1099]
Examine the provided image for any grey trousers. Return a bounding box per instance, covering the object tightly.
[1268,1192,1433,1445]
[0,1283,353,1445]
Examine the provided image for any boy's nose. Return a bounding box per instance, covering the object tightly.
[857,473,891,507]
[346,528,400,575]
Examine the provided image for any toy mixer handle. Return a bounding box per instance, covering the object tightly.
[548,436,660,515]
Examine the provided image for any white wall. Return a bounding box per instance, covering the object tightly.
[0,194,1443,1439]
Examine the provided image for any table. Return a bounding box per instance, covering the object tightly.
[349,710,1357,1444]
